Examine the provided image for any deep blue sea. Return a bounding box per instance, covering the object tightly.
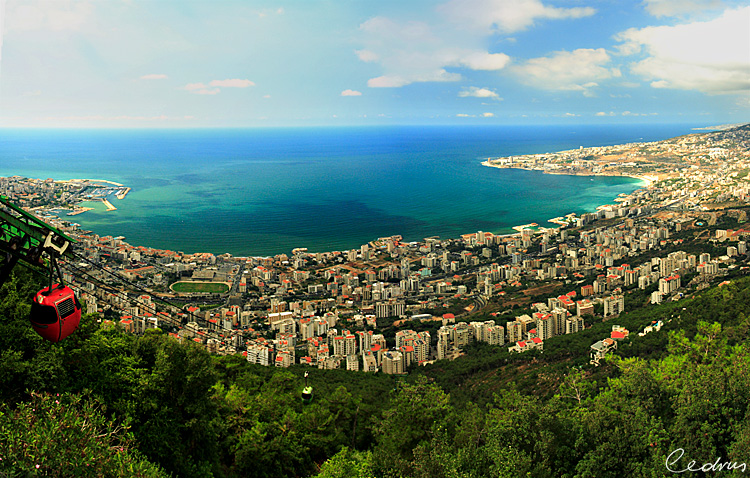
[0,124,698,256]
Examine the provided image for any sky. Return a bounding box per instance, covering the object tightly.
[0,0,748,128]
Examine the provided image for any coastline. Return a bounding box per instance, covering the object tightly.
[6,124,702,257]
[481,159,656,189]
[481,159,656,234]
[23,164,651,257]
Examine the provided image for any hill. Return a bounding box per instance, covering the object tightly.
[2,267,750,477]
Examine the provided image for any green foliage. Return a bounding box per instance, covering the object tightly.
[316,447,374,478]
[0,392,166,477]
[2,270,750,477]
[371,376,451,477]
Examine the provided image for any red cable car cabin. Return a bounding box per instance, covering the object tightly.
[30,284,81,343]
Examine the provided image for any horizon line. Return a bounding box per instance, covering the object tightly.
[0,121,731,131]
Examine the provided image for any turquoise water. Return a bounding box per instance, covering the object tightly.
[0,124,696,256]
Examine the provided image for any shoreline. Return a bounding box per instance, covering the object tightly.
[8,131,672,257]
[482,159,655,235]
[481,159,656,189]
[45,166,648,256]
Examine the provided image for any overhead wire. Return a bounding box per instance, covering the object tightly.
[62,260,238,345]
[0,197,230,339]
[60,259,172,323]
[66,249,218,328]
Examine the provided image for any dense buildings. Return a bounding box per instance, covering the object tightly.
[1,125,749,373]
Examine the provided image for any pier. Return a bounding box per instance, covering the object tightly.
[116,187,131,200]
[101,198,117,211]
[67,207,94,216]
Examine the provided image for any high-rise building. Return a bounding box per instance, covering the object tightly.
[382,351,404,375]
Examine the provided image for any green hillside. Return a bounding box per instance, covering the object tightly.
[2,268,750,477]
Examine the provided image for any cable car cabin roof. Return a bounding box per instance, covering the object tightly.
[30,284,81,343]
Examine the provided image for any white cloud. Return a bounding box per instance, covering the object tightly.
[643,0,722,18]
[209,79,255,88]
[355,49,379,62]
[183,83,220,95]
[458,86,501,100]
[183,79,254,95]
[368,76,410,88]
[438,0,595,34]
[341,89,362,96]
[368,70,462,88]
[454,52,510,71]
[184,82,208,91]
[8,0,93,32]
[358,15,510,88]
[616,7,750,94]
[256,7,285,18]
[510,48,620,95]
[455,112,495,118]
[140,74,168,80]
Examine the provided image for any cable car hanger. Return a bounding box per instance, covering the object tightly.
[0,195,81,342]
[2,195,216,340]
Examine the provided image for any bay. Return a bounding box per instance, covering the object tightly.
[0,124,697,256]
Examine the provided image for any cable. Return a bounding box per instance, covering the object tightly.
[66,249,218,328]
[60,260,217,341]
[61,259,188,329]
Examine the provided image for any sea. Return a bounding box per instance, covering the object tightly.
[0,124,699,257]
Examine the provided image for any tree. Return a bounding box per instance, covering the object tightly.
[371,377,451,477]
[0,392,166,478]
[315,447,374,478]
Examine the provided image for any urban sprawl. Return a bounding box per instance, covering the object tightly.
[2,124,750,374]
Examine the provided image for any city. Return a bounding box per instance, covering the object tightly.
[1,124,749,376]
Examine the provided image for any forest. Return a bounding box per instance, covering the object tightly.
[2,267,750,477]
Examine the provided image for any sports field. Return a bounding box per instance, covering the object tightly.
[170,281,230,294]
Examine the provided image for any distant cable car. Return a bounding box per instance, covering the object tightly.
[302,371,313,404]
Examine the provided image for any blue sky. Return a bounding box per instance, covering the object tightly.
[0,0,748,127]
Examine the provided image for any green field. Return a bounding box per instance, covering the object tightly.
[170,281,230,294]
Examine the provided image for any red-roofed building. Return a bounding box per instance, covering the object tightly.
[611,331,626,340]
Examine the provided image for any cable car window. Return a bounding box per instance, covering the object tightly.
[31,301,59,325]
[57,298,76,319]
